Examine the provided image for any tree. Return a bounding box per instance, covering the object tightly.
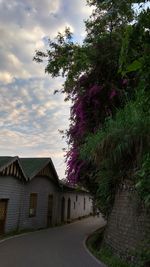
[34,0,149,196]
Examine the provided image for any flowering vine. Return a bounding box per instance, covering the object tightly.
[66,75,120,184]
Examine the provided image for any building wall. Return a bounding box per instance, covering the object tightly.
[104,180,150,262]
[58,192,93,223]
[0,176,24,233]
[19,176,59,230]
[0,175,93,234]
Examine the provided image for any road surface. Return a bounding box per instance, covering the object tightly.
[0,216,106,267]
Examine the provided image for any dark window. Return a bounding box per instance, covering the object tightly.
[47,194,53,227]
[67,198,71,220]
[74,202,76,209]
[84,197,86,210]
[61,197,65,223]
[29,193,37,217]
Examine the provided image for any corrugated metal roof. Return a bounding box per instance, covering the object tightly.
[20,158,50,179]
[20,158,60,186]
[0,156,60,184]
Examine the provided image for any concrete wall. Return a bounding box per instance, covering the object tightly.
[104,180,150,262]
[0,176,24,233]
[58,192,93,223]
[20,176,59,230]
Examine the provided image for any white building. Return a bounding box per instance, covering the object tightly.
[0,156,93,235]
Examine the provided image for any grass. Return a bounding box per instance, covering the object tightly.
[86,228,134,267]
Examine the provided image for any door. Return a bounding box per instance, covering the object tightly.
[47,195,53,227]
[67,198,71,221]
[0,199,8,235]
[61,197,65,223]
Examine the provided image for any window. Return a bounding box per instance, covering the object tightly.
[74,202,76,209]
[29,193,37,217]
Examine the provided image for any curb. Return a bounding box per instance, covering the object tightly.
[0,231,36,244]
[83,224,107,267]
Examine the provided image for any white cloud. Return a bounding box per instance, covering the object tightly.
[0,71,14,84]
[7,53,21,68]
[0,78,70,178]
[0,0,92,179]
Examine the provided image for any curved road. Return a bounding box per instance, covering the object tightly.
[0,216,106,267]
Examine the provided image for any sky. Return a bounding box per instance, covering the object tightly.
[0,0,93,180]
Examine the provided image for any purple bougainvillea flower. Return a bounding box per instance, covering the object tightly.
[92,99,100,108]
[109,89,117,99]
[89,84,102,98]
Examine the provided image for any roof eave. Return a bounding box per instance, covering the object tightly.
[0,156,28,181]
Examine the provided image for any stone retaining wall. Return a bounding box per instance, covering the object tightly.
[104,180,150,263]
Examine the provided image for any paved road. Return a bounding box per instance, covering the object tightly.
[0,216,106,267]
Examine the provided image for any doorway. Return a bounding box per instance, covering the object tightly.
[47,195,53,227]
[61,197,65,223]
[0,199,8,235]
[67,198,71,221]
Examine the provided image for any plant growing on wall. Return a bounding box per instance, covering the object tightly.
[81,7,150,215]
[34,0,150,206]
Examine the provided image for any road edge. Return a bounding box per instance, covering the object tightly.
[83,224,107,267]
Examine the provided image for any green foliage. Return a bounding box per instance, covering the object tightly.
[125,59,142,73]
[87,228,150,267]
[81,88,150,215]
[118,25,133,75]
[87,230,134,267]
[135,153,150,207]
[119,8,150,77]
[135,247,150,267]
[95,169,117,216]
[81,89,149,165]
[132,235,150,267]
[98,246,134,267]
[34,23,122,98]
[34,27,91,96]
[80,6,150,215]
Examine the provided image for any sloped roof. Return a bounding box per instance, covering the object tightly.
[59,180,90,194]
[0,156,27,180]
[0,156,16,171]
[20,158,59,185]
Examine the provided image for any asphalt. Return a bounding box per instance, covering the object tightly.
[0,216,106,267]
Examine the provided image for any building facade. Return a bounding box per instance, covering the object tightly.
[0,156,93,235]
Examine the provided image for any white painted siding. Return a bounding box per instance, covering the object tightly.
[0,176,24,233]
[19,176,59,230]
[59,192,93,223]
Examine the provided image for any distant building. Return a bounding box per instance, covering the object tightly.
[0,156,93,235]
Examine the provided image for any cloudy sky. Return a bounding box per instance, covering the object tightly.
[0,0,93,179]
